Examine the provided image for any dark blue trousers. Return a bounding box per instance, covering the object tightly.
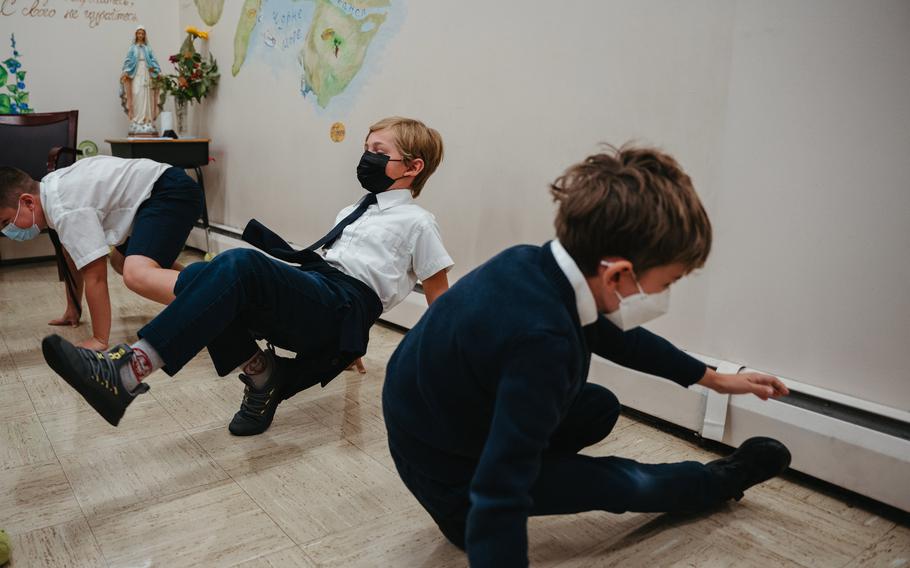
[138,248,354,378]
[390,383,714,549]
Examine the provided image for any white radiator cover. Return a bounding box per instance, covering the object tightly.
[188,227,910,512]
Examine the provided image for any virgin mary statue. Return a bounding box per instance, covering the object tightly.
[120,26,162,136]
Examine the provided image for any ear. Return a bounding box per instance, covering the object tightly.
[599,259,633,294]
[403,157,424,178]
[20,193,36,209]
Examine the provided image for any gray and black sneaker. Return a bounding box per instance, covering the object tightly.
[41,334,149,426]
[228,354,291,436]
[705,437,792,501]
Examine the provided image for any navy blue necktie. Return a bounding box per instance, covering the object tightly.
[306,193,378,251]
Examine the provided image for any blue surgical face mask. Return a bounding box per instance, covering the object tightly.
[2,199,40,241]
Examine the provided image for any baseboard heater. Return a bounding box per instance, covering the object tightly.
[188,225,910,513]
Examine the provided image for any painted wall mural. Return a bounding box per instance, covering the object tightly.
[0,34,32,114]
[199,0,403,111]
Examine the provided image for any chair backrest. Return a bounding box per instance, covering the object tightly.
[0,111,79,180]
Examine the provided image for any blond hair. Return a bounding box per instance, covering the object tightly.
[367,116,444,197]
[551,144,712,276]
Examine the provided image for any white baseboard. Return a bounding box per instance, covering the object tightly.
[191,226,910,512]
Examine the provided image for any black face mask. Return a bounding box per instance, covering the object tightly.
[357,151,404,193]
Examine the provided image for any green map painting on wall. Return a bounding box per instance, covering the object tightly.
[227,0,401,110]
[194,0,226,26]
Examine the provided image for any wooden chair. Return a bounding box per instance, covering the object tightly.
[0,110,81,317]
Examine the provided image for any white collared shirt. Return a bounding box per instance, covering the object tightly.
[549,239,599,326]
[40,156,170,269]
[322,189,453,312]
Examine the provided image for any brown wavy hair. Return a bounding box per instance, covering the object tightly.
[551,144,712,276]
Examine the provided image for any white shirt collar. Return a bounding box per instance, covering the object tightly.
[549,239,599,326]
[375,188,414,211]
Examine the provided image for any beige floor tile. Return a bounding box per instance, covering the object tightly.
[150,374,248,431]
[352,435,397,474]
[0,462,84,535]
[297,385,388,449]
[40,395,184,454]
[0,382,36,420]
[302,505,465,568]
[2,257,908,567]
[691,487,890,568]
[58,430,228,520]
[586,420,677,460]
[527,511,646,566]
[0,413,56,470]
[0,338,22,386]
[21,372,86,416]
[236,442,415,545]
[190,402,344,476]
[91,480,295,568]
[231,546,316,568]
[9,518,106,568]
[844,523,910,567]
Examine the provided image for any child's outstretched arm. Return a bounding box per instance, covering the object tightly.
[697,368,789,400]
[78,256,112,350]
[421,269,449,306]
[48,248,83,327]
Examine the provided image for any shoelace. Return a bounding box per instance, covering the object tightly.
[238,379,276,418]
[77,346,128,396]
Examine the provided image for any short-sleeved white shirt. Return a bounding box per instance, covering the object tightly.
[322,189,453,312]
[40,156,170,269]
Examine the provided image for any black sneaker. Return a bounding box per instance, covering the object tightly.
[228,354,291,436]
[705,437,792,501]
[41,334,149,426]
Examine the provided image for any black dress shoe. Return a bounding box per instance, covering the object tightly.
[705,437,792,501]
[41,334,149,426]
[228,354,291,436]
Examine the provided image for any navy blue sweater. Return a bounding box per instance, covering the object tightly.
[383,243,706,566]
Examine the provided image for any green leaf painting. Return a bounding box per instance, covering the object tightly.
[1,34,33,114]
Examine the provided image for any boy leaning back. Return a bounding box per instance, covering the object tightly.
[41,117,453,437]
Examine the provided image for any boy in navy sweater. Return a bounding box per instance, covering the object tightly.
[383,145,792,566]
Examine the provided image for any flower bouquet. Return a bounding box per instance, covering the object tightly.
[153,27,219,131]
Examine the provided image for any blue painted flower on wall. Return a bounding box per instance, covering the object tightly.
[0,34,33,115]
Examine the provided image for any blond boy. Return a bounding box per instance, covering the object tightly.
[43,117,453,435]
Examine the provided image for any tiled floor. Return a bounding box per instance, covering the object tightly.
[1,253,908,567]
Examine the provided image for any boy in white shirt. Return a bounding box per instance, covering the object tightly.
[41,116,453,436]
[0,156,203,350]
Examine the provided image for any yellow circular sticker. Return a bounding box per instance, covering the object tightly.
[330,122,346,143]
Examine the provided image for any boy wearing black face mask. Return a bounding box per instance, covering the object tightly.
[41,116,453,436]
[383,145,792,567]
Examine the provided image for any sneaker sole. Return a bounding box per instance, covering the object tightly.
[228,411,276,436]
[42,335,126,427]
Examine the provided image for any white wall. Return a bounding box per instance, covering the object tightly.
[183,0,908,413]
[0,0,181,146]
[11,0,899,414]
[650,0,910,411]
[0,0,181,260]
